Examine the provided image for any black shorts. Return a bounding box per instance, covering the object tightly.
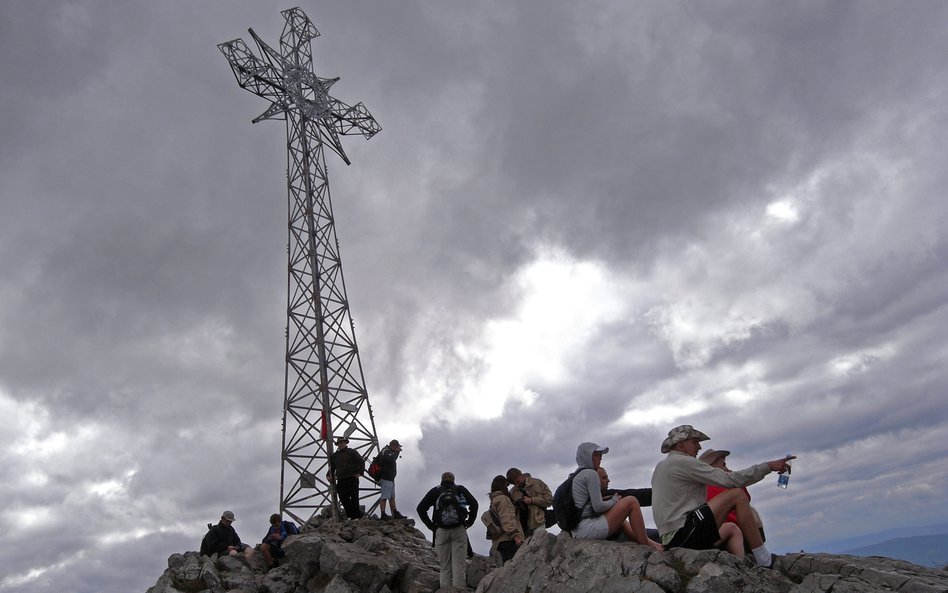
[666,504,720,550]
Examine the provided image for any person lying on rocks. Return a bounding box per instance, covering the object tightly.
[570,442,663,551]
[204,510,254,560]
[651,425,793,568]
[260,513,299,568]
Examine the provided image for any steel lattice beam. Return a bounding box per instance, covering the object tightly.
[219,7,381,524]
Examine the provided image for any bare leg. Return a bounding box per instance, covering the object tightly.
[707,489,763,549]
[714,522,744,557]
[604,497,663,551]
[379,499,388,514]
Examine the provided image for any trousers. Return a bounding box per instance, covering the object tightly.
[434,525,467,588]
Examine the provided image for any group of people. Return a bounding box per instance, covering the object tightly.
[411,422,792,586]
[557,424,792,568]
[220,424,791,586]
[200,510,299,569]
[327,435,406,520]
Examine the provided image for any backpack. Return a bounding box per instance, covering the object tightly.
[433,486,467,528]
[199,523,214,556]
[481,509,504,540]
[367,455,382,481]
[282,520,300,536]
[552,471,584,532]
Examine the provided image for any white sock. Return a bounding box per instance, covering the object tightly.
[752,544,772,567]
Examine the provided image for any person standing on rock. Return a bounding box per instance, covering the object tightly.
[506,467,553,536]
[651,424,794,567]
[378,439,407,520]
[202,510,254,559]
[489,474,524,563]
[327,436,366,519]
[416,471,479,589]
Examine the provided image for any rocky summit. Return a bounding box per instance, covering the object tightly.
[147,518,948,593]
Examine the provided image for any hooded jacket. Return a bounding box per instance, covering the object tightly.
[571,442,617,521]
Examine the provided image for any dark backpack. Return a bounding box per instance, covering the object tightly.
[552,471,584,532]
[199,523,214,556]
[433,486,467,528]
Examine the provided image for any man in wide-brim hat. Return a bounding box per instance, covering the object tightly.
[651,424,794,568]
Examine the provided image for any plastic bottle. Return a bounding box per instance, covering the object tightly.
[777,452,792,488]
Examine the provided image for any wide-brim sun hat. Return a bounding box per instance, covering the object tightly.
[698,448,730,466]
[660,424,710,454]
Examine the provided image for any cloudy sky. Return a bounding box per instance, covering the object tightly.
[3,1,948,591]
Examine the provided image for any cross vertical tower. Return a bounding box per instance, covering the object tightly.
[219,7,381,523]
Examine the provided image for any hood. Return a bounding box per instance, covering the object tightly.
[575,442,609,469]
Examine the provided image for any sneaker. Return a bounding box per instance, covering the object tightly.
[393,511,407,520]
[380,512,392,521]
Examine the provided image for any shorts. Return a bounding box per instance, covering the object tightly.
[664,504,720,550]
[379,479,396,499]
[572,514,610,540]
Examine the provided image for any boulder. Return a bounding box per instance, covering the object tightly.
[474,531,948,593]
[147,519,948,593]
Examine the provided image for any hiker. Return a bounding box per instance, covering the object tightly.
[598,466,653,507]
[378,439,407,520]
[416,471,479,589]
[202,510,254,559]
[506,467,554,535]
[489,475,524,563]
[651,424,793,567]
[327,436,365,519]
[699,448,766,543]
[598,466,661,543]
[570,442,663,551]
[260,513,299,568]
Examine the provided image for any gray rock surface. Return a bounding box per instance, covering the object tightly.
[147,519,948,593]
[475,531,948,593]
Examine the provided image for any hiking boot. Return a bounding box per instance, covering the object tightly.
[393,511,407,520]
[380,512,392,521]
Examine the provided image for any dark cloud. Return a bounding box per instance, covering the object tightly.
[3,2,948,592]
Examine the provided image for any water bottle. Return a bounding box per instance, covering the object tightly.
[777,452,792,488]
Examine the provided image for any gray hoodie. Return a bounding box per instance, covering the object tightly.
[571,442,617,520]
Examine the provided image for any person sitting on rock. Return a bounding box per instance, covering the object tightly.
[570,442,663,551]
[260,513,299,568]
[488,475,524,564]
[506,467,553,536]
[699,448,766,545]
[597,466,652,507]
[203,510,254,559]
[597,466,661,543]
[651,425,793,567]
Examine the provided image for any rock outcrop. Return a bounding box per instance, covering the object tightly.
[477,531,948,593]
[147,519,948,593]
[147,517,455,593]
